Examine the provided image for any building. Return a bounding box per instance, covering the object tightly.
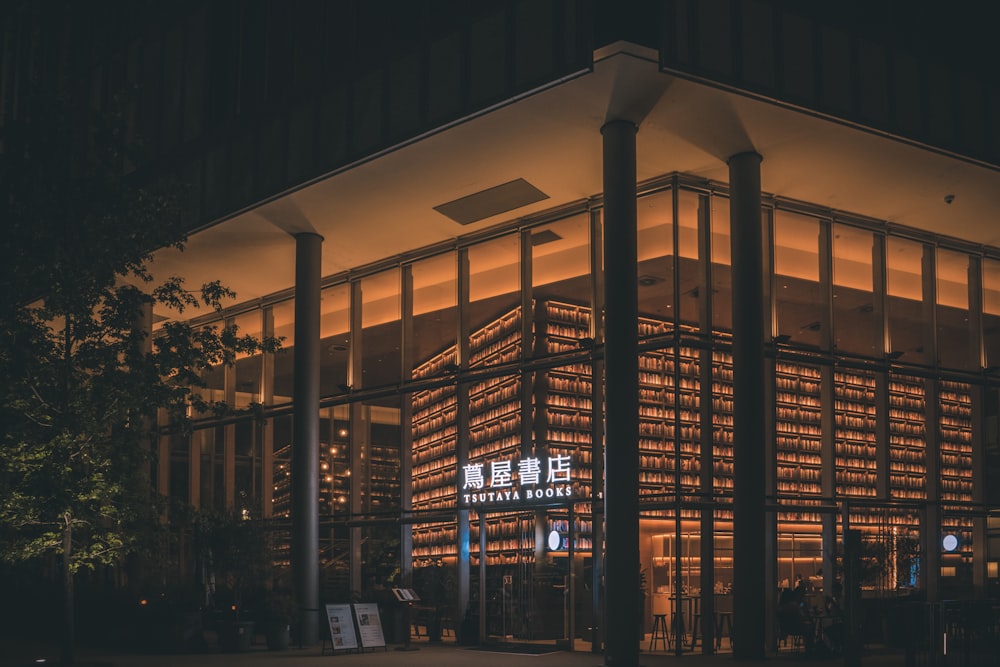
[4,0,1000,662]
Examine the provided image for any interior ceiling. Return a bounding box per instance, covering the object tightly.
[149,43,1000,322]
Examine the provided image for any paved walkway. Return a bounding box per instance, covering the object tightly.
[1,637,907,667]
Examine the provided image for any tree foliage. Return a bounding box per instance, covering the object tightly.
[0,88,279,580]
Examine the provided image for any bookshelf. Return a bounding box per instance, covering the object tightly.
[711,349,735,502]
[411,347,459,561]
[775,362,823,497]
[834,369,878,498]
[938,380,973,505]
[888,375,927,500]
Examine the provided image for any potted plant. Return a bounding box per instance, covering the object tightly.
[196,509,270,652]
[260,587,296,651]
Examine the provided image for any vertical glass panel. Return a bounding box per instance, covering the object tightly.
[358,399,401,513]
[361,269,401,388]
[833,224,878,356]
[272,299,295,404]
[711,195,732,333]
[677,190,701,328]
[888,373,926,500]
[320,283,351,396]
[168,434,190,504]
[536,362,594,497]
[887,237,928,364]
[773,211,823,348]
[196,425,225,511]
[411,252,457,376]
[234,419,257,512]
[468,233,521,368]
[272,414,293,518]
[637,189,674,329]
[199,318,227,414]
[984,258,1000,370]
[319,405,351,517]
[532,214,592,348]
[936,249,972,370]
[234,310,262,408]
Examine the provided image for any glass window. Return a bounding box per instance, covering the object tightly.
[272,299,295,405]
[410,252,457,377]
[773,211,824,348]
[532,214,592,349]
[361,269,401,389]
[234,310,262,408]
[320,283,351,396]
[637,189,675,330]
[711,195,731,333]
[887,237,928,364]
[936,249,972,370]
[468,233,521,368]
[833,224,879,356]
[676,190,701,328]
[198,318,228,415]
[983,258,1000,369]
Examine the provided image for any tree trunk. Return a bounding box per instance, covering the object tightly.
[61,518,75,665]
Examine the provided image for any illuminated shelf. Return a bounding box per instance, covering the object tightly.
[775,362,823,496]
[888,375,927,500]
[834,369,878,498]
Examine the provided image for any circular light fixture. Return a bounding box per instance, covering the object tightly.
[942,534,959,552]
[547,530,562,551]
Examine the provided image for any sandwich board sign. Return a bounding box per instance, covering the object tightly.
[324,603,358,652]
[352,602,387,650]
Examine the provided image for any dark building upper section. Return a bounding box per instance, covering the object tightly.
[2,0,998,233]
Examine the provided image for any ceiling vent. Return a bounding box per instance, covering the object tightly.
[530,229,562,246]
[434,178,548,225]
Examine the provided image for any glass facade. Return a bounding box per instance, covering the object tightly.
[159,177,996,648]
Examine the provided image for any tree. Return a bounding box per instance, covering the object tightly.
[0,89,278,662]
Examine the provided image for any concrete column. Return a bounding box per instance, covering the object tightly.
[601,119,640,667]
[728,151,766,659]
[292,232,322,645]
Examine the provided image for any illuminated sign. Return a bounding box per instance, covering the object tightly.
[460,454,578,506]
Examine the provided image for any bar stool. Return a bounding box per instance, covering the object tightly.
[715,611,734,650]
[689,611,703,650]
[649,613,670,651]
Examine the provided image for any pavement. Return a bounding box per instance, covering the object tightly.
[0,635,909,667]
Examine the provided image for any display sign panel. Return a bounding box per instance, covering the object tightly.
[459,453,579,507]
[324,603,358,651]
[352,602,387,649]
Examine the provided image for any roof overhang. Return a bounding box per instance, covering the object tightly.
[148,42,1000,323]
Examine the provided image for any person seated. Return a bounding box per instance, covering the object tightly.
[777,592,815,652]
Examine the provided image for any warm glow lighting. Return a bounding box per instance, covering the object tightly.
[941,566,957,577]
[547,530,562,551]
[139,599,148,606]
[338,429,348,437]
[988,561,998,578]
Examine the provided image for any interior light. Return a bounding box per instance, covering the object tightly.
[942,534,959,552]
[547,530,562,551]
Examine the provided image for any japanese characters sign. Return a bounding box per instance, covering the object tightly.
[459,453,578,506]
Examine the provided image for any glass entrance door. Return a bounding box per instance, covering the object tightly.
[475,509,572,645]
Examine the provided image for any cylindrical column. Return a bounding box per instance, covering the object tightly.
[292,232,322,646]
[729,151,766,659]
[602,119,640,667]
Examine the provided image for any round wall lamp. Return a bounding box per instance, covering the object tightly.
[547,529,563,551]
[942,534,959,552]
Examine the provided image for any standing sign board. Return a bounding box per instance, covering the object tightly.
[324,603,359,652]
[352,602,387,650]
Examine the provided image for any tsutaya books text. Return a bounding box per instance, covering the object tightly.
[460,454,579,506]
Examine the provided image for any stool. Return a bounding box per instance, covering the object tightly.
[715,611,734,650]
[689,612,703,650]
[649,614,669,652]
